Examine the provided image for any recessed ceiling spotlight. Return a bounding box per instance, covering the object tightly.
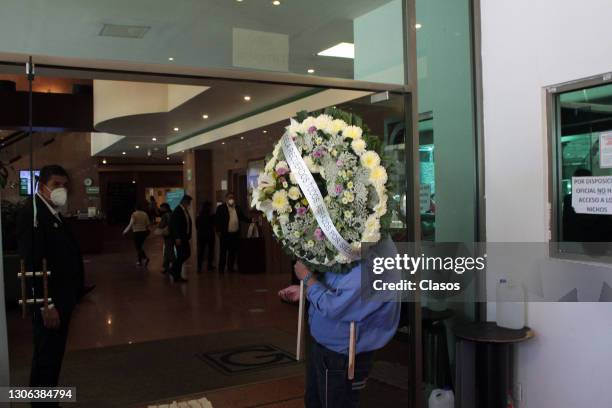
[166,156,170,160]
[135,145,140,149]
[152,137,157,141]
[415,23,422,29]
[317,42,355,59]
[132,180,136,184]
[122,151,126,155]
[272,0,280,5]
[202,114,209,119]
[243,95,251,101]
[222,141,226,145]
[102,159,107,164]
[237,0,243,2]
[240,136,244,140]
[307,68,315,74]
[168,57,174,61]
[182,160,185,164]
[263,130,268,134]
[173,127,179,132]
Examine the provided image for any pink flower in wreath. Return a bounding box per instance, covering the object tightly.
[314,228,325,241]
[335,184,343,194]
[296,207,308,217]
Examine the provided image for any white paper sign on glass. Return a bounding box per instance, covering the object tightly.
[599,131,612,169]
[571,176,612,214]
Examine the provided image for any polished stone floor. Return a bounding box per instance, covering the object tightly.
[6,227,410,407]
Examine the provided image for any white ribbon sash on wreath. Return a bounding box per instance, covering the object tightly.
[280,131,360,262]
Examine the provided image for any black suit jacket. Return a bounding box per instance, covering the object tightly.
[17,196,83,312]
[170,205,192,242]
[215,203,249,236]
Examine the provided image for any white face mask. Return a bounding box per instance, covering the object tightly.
[227,199,235,206]
[46,185,68,207]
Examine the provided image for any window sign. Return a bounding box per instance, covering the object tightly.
[571,176,612,214]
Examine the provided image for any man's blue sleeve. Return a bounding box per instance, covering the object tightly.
[306,266,385,323]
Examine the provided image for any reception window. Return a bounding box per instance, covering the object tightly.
[551,78,612,256]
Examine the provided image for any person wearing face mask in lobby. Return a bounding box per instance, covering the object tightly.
[215,192,250,273]
[16,165,85,398]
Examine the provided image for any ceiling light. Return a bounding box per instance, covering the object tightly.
[240,136,244,140]
[244,96,251,101]
[122,151,126,155]
[168,57,174,61]
[272,0,281,5]
[102,159,107,164]
[222,142,225,145]
[135,145,140,149]
[263,130,268,134]
[166,156,170,160]
[307,68,315,74]
[317,42,354,59]
[202,114,209,119]
[415,23,422,29]
[182,161,185,164]
[152,137,157,141]
[173,127,179,132]
[132,180,136,184]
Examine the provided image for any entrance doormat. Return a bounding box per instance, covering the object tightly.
[10,329,304,408]
[197,344,297,375]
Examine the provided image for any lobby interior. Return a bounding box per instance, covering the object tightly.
[0,0,482,406]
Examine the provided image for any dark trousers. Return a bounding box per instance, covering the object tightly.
[218,232,239,272]
[30,308,73,407]
[197,235,215,272]
[133,231,149,264]
[172,241,191,279]
[305,339,375,408]
[163,237,175,272]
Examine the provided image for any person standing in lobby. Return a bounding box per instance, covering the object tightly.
[16,165,84,400]
[157,202,174,274]
[123,204,151,267]
[215,192,250,273]
[196,201,215,273]
[170,194,193,283]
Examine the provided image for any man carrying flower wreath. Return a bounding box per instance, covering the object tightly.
[280,260,400,407]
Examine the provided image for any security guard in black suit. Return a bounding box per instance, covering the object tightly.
[16,165,83,399]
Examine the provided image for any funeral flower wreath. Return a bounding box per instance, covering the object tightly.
[251,109,391,272]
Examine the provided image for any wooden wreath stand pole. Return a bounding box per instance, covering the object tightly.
[348,321,356,380]
[296,280,306,361]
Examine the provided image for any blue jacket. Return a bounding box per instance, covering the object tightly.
[307,263,400,354]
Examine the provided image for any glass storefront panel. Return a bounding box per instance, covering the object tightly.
[0,0,407,85]
[416,0,479,402]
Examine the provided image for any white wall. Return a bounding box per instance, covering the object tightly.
[481,0,612,407]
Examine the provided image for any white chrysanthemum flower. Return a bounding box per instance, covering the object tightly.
[351,139,366,155]
[258,172,275,188]
[258,200,274,220]
[369,165,388,186]
[289,172,298,184]
[362,231,381,243]
[272,141,282,157]
[343,125,363,140]
[293,230,301,238]
[287,118,302,136]
[334,253,350,264]
[315,114,334,132]
[347,181,354,189]
[272,190,290,213]
[330,119,348,135]
[365,215,381,232]
[360,151,380,169]
[265,158,276,172]
[344,210,353,219]
[288,186,301,200]
[302,116,316,131]
[303,156,319,173]
[306,240,315,248]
